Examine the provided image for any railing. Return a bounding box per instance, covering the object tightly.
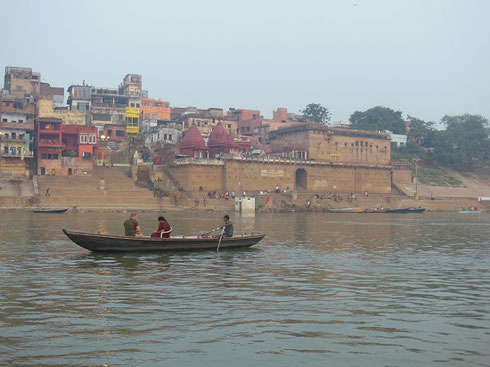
[38,140,62,147]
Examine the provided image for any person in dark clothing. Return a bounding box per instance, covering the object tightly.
[45,188,50,197]
[151,216,172,238]
[124,213,141,236]
[222,215,234,238]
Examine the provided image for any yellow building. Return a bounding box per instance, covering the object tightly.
[125,107,140,134]
[37,99,87,125]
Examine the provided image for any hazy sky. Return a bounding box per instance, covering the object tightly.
[2,0,489,122]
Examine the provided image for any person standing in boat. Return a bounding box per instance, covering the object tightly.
[222,215,234,238]
[124,213,142,237]
[151,216,172,238]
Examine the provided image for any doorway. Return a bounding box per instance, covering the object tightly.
[295,168,307,191]
[68,168,73,176]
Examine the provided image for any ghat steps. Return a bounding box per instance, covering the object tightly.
[37,166,169,210]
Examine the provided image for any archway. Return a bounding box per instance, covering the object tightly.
[295,168,307,191]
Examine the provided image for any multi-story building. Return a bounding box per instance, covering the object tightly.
[3,66,41,99]
[39,83,88,125]
[37,117,98,176]
[141,98,171,120]
[227,108,261,122]
[174,108,238,138]
[125,107,140,135]
[119,74,142,108]
[142,119,182,148]
[0,94,36,177]
[37,117,63,176]
[90,87,128,126]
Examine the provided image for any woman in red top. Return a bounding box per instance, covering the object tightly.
[151,216,172,238]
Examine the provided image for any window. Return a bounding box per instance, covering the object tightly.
[12,132,16,139]
[80,134,88,144]
[169,134,173,141]
[116,130,125,137]
[47,153,52,159]
[136,103,140,108]
[42,153,48,159]
[19,119,24,123]
[53,154,58,159]
[83,152,91,160]
[2,119,6,122]
[164,134,167,140]
[89,134,96,144]
[107,130,113,136]
[360,141,364,147]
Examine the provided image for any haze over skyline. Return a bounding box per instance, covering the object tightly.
[2,0,489,123]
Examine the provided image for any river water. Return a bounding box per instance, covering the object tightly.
[1,211,489,366]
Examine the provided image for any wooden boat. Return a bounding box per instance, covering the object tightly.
[62,229,265,253]
[33,208,69,214]
[327,207,366,213]
[459,210,482,214]
[364,207,387,213]
[385,208,410,213]
[407,208,426,213]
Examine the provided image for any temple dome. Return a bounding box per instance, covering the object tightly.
[208,122,237,148]
[181,123,207,150]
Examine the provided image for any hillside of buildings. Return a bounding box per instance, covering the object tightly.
[0,66,488,212]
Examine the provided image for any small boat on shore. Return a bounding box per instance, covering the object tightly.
[327,207,366,213]
[459,210,482,214]
[407,208,426,213]
[33,208,69,214]
[364,207,387,213]
[385,208,410,213]
[62,229,265,253]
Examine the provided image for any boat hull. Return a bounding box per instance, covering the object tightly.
[327,208,366,213]
[459,210,482,214]
[33,208,69,214]
[62,229,265,252]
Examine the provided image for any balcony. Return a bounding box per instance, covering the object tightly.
[0,121,35,131]
[1,151,33,158]
[1,136,28,143]
[38,139,62,148]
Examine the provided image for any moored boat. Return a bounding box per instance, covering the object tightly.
[459,210,482,214]
[364,207,387,213]
[33,208,69,214]
[385,208,410,213]
[62,229,265,252]
[327,207,366,213]
[407,208,426,213]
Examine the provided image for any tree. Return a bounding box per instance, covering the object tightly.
[349,106,406,134]
[406,115,435,147]
[431,114,490,170]
[302,103,332,125]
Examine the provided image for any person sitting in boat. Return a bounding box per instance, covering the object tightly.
[151,216,172,238]
[223,215,234,238]
[124,213,142,237]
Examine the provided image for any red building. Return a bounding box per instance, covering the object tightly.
[37,118,98,176]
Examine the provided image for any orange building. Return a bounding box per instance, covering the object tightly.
[141,98,171,120]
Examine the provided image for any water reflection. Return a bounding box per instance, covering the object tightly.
[0,211,489,366]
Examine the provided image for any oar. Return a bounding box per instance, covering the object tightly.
[201,227,222,237]
[216,227,225,253]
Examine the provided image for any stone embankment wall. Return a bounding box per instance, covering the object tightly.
[158,159,393,195]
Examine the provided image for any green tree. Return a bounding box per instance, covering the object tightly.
[302,103,332,124]
[406,115,435,146]
[349,106,406,134]
[432,114,490,170]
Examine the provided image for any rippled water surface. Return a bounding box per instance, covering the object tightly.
[1,211,489,366]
